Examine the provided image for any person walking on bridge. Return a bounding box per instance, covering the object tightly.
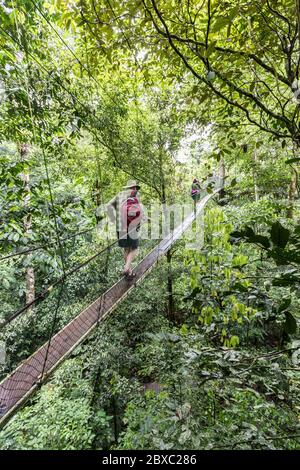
[108,180,143,280]
[191,177,201,203]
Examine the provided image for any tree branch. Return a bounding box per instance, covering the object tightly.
[141,6,290,86]
[144,0,290,139]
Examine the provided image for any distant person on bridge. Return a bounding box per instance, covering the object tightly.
[191,177,201,203]
[108,180,143,280]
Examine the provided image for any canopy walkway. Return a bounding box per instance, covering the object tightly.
[0,192,218,427]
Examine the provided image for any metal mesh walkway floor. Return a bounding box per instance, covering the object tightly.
[0,193,214,426]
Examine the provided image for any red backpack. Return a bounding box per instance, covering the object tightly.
[121,194,142,229]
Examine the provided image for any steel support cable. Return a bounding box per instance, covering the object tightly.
[31,0,158,183]
[19,10,70,379]
[17,5,69,288]
[38,127,68,278]
[0,15,119,327]
[0,20,148,272]
[0,194,217,426]
[0,24,151,187]
[29,0,123,110]
[0,26,121,152]
[80,0,146,122]
[103,0,152,177]
[1,219,143,328]
[20,1,153,168]
[0,237,119,329]
[0,5,69,406]
[0,227,95,262]
[38,278,66,383]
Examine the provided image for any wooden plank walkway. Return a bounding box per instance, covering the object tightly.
[0,193,214,427]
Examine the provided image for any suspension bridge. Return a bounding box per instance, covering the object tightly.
[0,0,226,433]
[0,191,219,428]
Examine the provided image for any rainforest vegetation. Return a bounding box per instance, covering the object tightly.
[0,0,300,450]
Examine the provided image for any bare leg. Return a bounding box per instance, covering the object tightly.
[123,248,129,261]
[124,248,138,273]
[122,248,131,274]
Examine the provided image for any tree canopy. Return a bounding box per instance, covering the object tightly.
[0,0,299,453]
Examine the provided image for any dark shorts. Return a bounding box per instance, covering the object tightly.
[117,231,139,250]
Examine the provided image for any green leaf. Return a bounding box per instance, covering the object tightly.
[270,222,290,248]
[272,276,298,287]
[244,226,255,238]
[206,41,217,58]
[229,335,240,347]
[3,278,10,289]
[285,157,300,164]
[278,298,291,313]
[284,312,297,334]
[230,230,243,239]
[232,282,248,292]
[250,234,270,249]
[212,17,229,33]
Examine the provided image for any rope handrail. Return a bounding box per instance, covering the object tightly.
[1,187,221,328]
[0,227,95,263]
[0,192,218,427]
[0,236,120,329]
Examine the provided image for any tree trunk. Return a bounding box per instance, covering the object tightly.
[166,249,175,323]
[112,394,119,444]
[219,158,225,201]
[287,171,297,218]
[252,149,259,202]
[159,148,169,238]
[94,153,105,224]
[93,177,103,224]
[158,149,175,320]
[20,143,35,306]
[158,148,166,204]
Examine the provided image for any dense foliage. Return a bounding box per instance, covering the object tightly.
[0,0,299,451]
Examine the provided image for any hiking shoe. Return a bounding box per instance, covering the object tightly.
[124,271,136,281]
